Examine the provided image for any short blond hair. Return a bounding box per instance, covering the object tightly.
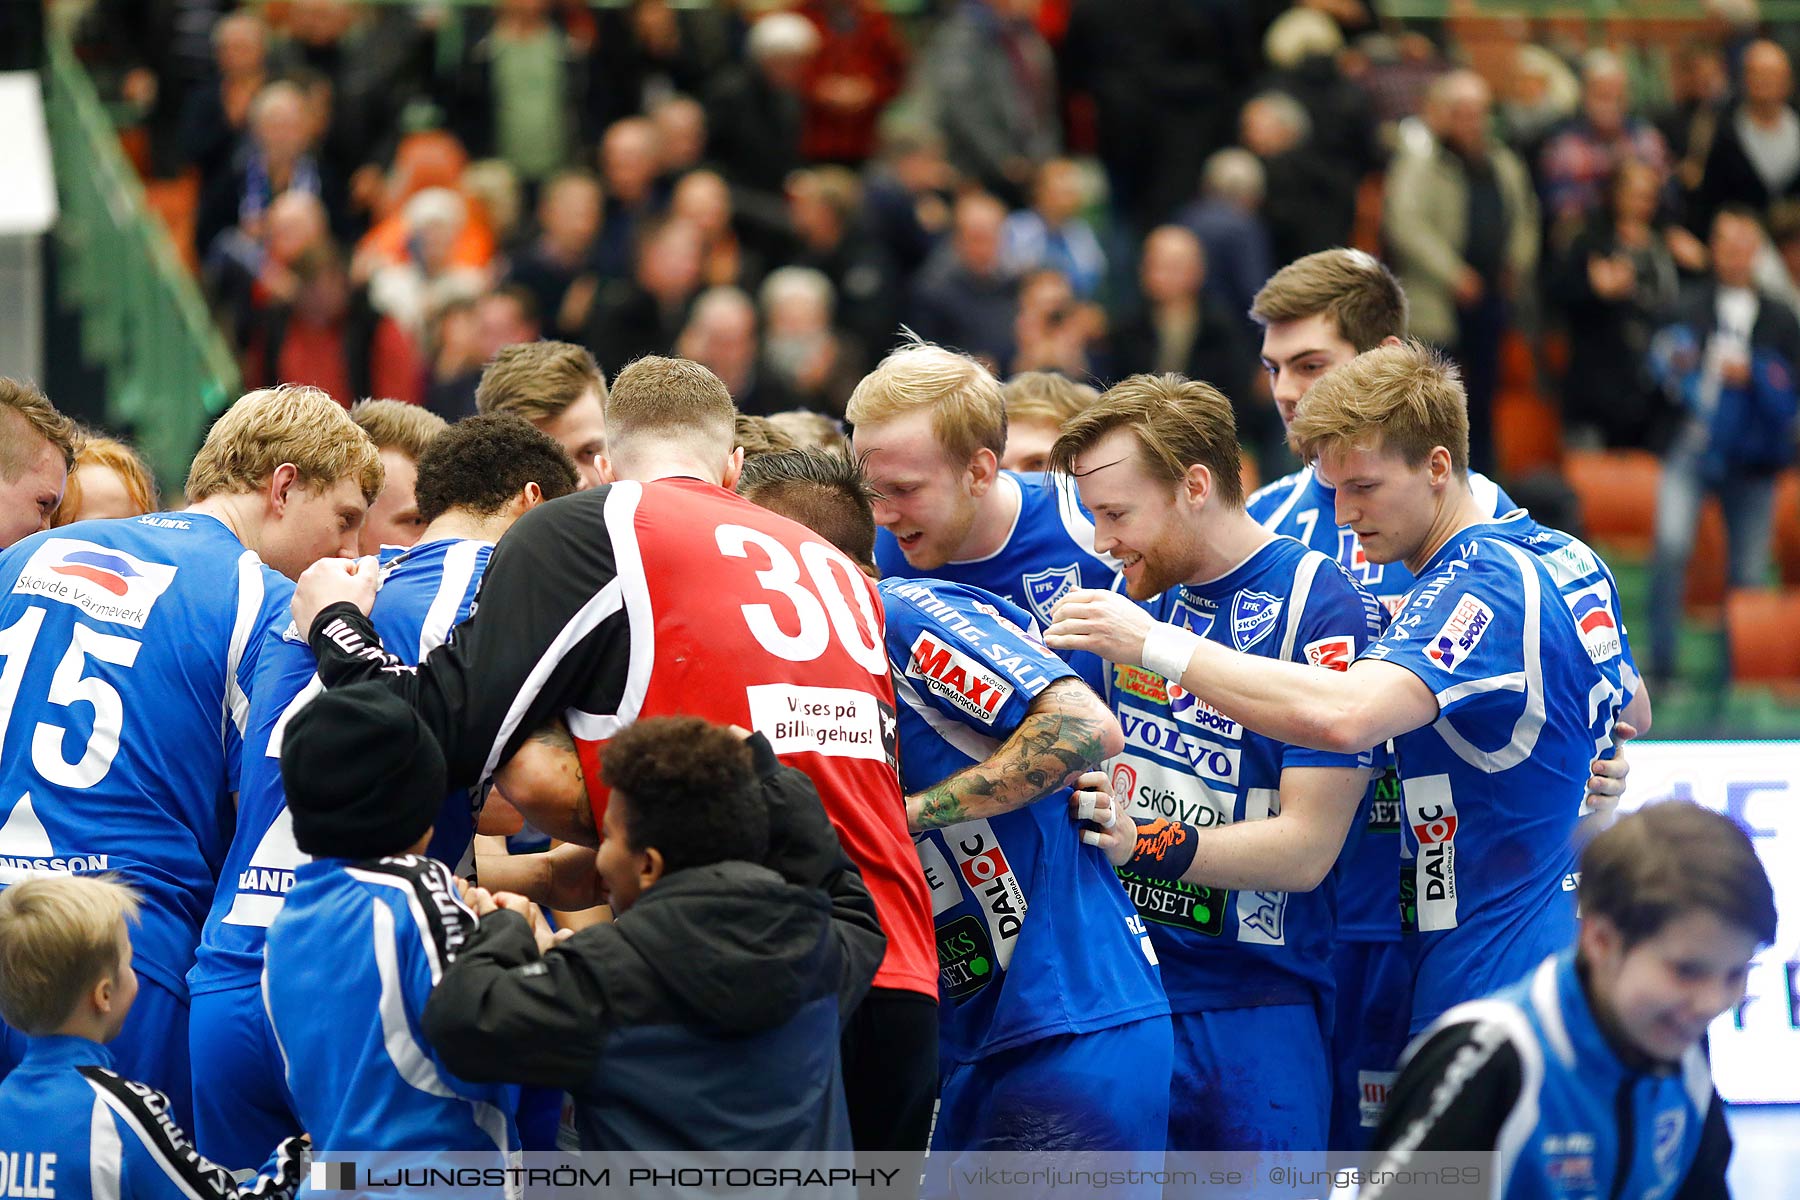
[845,343,1005,464]
[0,378,78,479]
[0,876,140,1035]
[1003,371,1096,427]
[1249,249,1408,352]
[606,356,735,453]
[185,385,384,505]
[767,410,850,455]
[475,341,607,425]
[1289,341,1468,474]
[736,413,799,460]
[350,399,449,461]
[1050,373,1244,508]
[52,432,159,526]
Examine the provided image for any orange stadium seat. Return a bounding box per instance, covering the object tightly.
[1565,449,1659,550]
[1684,499,1728,613]
[1495,390,1562,479]
[1726,588,1800,683]
[1774,470,1800,587]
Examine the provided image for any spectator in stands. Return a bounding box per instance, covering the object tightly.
[50,433,158,526]
[507,170,604,340]
[1010,269,1099,379]
[207,189,330,357]
[1109,225,1268,467]
[677,287,792,416]
[1660,45,1731,201]
[475,341,609,490]
[1693,41,1800,234]
[592,0,730,133]
[243,244,367,407]
[860,122,957,282]
[362,188,490,345]
[197,79,344,260]
[0,379,77,551]
[1549,160,1681,450]
[1646,206,1800,683]
[1243,90,1352,268]
[1000,370,1095,472]
[920,0,1059,206]
[1538,50,1674,242]
[425,297,486,421]
[907,191,1019,370]
[999,158,1106,301]
[761,267,863,417]
[650,94,708,183]
[1259,7,1382,199]
[451,0,586,191]
[785,167,898,361]
[707,15,819,203]
[796,0,907,167]
[1384,69,1539,476]
[177,12,269,184]
[588,216,705,371]
[477,287,540,358]
[594,118,669,281]
[1061,0,1250,234]
[672,169,764,290]
[1175,148,1274,344]
[1498,45,1579,172]
[350,399,447,555]
[1345,29,1448,137]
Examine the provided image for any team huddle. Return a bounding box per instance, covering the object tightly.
[0,250,1777,1200]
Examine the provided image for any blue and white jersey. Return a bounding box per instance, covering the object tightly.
[879,578,1167,1066]
[0,515,291,998]
[1108,536,1385,1014]
[189,538,493,996]
[262,854,519,1158]
[0,1036,306,1200]
[1482,511,1641,727]
[1247,468,1513,945]
[875,472,1115,690]
[1361,523,1618,1034]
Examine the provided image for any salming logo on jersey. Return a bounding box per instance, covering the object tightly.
[10,539,178,629]
[0,794,109,883]
[1405,775,1460,931]
[905,632,1013,725]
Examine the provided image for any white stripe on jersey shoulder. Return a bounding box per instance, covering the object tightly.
[1050,471,1117,568]
[1469,471,1505,518]
[1430,541,1548,773]
[266,673,326,760]
[368,898,514,1155]
[1256,466,1314,531]
[567,481,654,746]
[418,539,490,660]
[224,551,266,741]
[1276,548,1327,662]
[345,857,472,984]
[893,672,1002,762]
[478,535,631,785]
[1526,956,1577,1069]
[90,1089,123,1200]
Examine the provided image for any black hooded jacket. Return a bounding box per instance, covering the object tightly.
[421,735,886,1151]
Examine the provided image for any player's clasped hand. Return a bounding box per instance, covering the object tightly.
[1046,588,1155,665]
[291,554,381,637]
[1069,770,1137,865]
[1583,719,1638,824]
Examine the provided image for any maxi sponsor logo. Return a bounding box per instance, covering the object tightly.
[907,632,1013,725]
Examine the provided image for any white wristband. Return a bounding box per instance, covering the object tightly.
[1141,623,1202,682]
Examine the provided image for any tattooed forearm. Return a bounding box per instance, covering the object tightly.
[906,681,1115,832]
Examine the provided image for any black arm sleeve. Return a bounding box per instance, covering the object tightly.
[747,733,886,1016]
[1360,1022,1524,1199]
[1672,1089,1732,1200]
[421,909,618,1091]
[307,490,632,788]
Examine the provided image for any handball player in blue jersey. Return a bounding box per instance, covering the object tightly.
[848,343,1115,689]
[1040,375,1386,1153]
[737,450,1172,1161]
[1050,345,1621,1072]
[1243,249,1646,1148]
[185,415,579,1168]
[0,384,382,1123]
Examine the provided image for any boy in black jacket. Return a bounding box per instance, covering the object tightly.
[422,716,886,1152]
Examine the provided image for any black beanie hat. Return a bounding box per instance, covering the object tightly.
[281,681,447,860]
